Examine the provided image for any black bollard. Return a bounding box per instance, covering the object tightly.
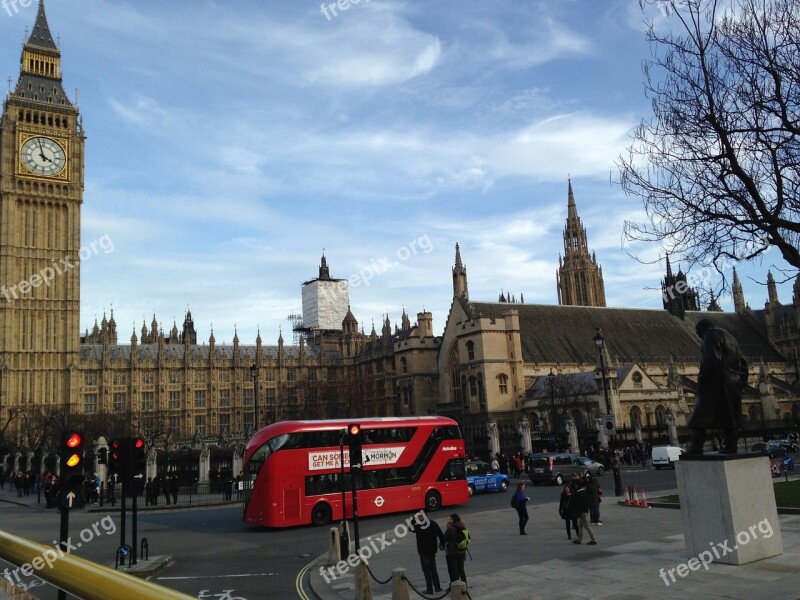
[613,467,623,497]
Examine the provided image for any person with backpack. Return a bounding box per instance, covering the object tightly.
[511,482,530,535]
[444,514,468,586]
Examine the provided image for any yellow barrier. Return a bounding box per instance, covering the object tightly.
[0,530,194,600]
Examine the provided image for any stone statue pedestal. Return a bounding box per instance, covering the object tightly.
[676,454,782,565]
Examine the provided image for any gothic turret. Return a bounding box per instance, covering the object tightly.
[452,244,468,299]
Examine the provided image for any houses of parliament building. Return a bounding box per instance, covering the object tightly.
[2,4,800,463]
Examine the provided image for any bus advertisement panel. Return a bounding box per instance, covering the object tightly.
[242,417,468,527]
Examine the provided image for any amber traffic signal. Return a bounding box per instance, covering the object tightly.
[60,431,85,488]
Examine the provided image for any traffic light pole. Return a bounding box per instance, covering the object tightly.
[131,491,138,565]
[58,508,68,600]
[120,492,126,550]
[350,466,360,551]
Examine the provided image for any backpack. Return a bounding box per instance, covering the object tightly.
[456,528,471,551]
[511,495,520,509]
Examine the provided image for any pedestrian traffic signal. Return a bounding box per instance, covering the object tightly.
[97,447,108,465]
[348,423,362,469]
[60,430,85,488]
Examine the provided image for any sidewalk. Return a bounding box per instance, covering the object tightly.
[307,497,800,600]
[0,485,240,512]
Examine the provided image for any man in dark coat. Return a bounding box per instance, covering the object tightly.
[687,318,749,455]
[409,512,445,594]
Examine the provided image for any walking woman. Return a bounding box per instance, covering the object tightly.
[513,482,531,535]
[559,484,579,540]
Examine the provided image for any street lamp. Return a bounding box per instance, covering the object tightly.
[593,328,611,416]
[548,369,557,451]
[249,362,260,432]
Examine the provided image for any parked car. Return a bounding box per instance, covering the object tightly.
[770,439,799,454]
[752,441,794,459]
[465,461,509,496]
[575,455,606,476]
[651,446,684,469]
[528,452,604,486]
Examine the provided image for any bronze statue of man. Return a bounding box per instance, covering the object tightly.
[687,318,749,455]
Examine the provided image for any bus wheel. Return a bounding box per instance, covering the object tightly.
[311,502,332,526]
[425,490,442,512]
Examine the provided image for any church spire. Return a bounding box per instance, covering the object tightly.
[28,1,59,52]
[12,0,73,109]
[556,179,606,307]
[732,267,746,314]
[452,243,468,300]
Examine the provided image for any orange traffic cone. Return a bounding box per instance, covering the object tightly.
[640,489,649,508]
[623,488,631,506]
[631,488,640,507]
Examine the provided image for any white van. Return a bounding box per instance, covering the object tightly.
[651,446,684,469]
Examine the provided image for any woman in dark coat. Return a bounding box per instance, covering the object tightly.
[513,482,530,535]
[558,484,579,540]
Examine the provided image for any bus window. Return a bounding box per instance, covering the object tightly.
[438,459,466,482]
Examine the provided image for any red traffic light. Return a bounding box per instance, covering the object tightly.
[134,438,144,449]
[348,424,360,436]
[65,433,82,448]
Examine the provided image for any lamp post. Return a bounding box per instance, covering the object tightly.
[249,363,260,433]
[548,369,557,451]
[593,328,610,416]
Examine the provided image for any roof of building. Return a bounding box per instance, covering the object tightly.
[80,344,314,363]
[466,302,784,365]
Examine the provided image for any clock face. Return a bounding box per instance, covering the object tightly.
[20,136,66,177]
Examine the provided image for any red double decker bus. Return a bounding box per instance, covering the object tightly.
[242,416,468,527]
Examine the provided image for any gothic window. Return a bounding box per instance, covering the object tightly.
[219,413,230,432]
[142,371,154,385]
[83,394,97,414]
[243,388,253,406]
[194,371,206,383]
[169,391,181,410]
[632,371,643,388]
[113,372,126,386]
[629,406,642,429]
[466,341,475,361]
[84,372,97,386]
[287,369,297,381]
[194,415,206,437]
[194,390,206,408]
[308,369,317,381]
[448,347,461,406]
[113,393,126,413]
[497,374,509,394]
[469,376,477,396]
[168,371,179,384]
[219,389,230,408]
[219,371,231,383]
[748,404,763,423]
[141,392,154,412]
[655,405,667,428]
[400,357,408,374]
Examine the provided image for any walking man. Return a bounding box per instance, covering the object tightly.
[572,478,597,545]
[513,482,530,535]
[409,512,445,594]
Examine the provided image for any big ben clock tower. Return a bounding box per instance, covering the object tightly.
[0,1,84,431]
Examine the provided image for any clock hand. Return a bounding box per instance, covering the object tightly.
[36,138,52,162]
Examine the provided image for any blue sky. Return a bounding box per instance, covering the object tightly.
[1,0,792,345]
